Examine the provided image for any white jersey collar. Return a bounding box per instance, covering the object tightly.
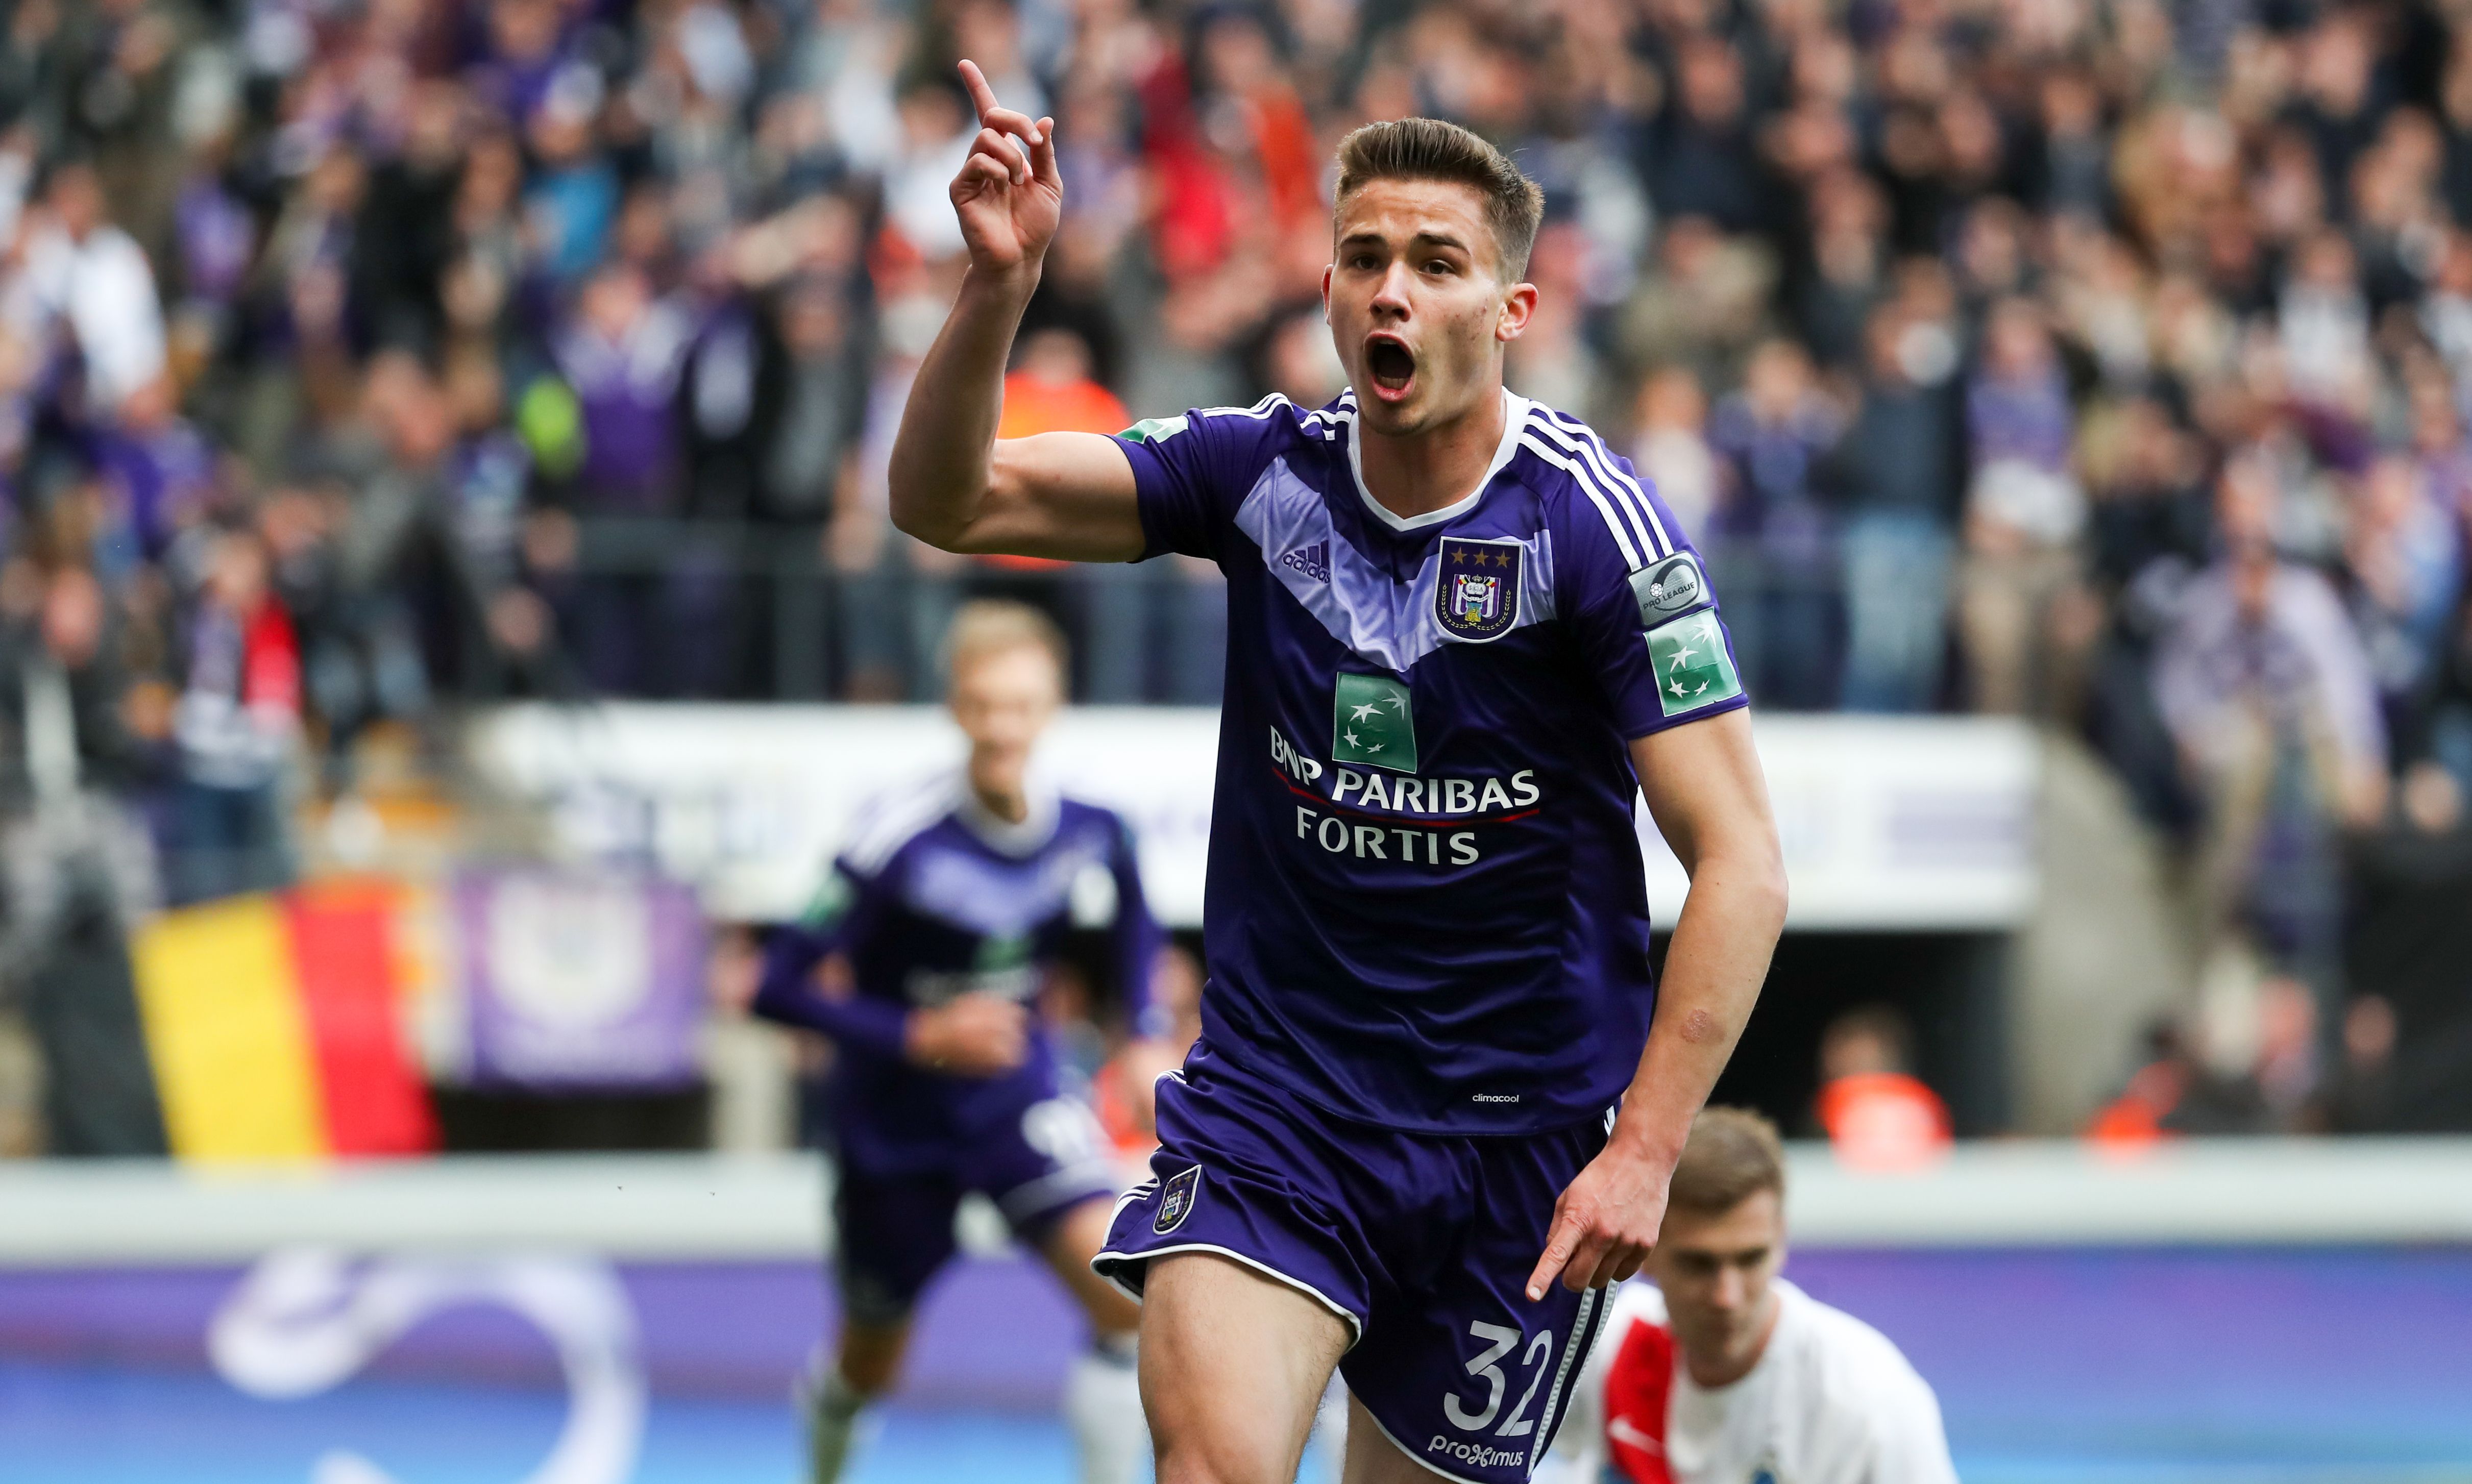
[952,764,1062,857]
[1347,387,1530,533]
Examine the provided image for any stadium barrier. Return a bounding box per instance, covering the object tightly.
[6,1142,2469,1476]
[6,1140,2471,1265]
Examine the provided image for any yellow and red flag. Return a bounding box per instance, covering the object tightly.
[132,880,436,1163]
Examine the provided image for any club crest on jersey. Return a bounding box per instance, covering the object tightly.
[1435,537,1522,642]
[1155,1165,1202,1234]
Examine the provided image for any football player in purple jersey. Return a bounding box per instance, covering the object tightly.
[752,601,1160,1484]
[884,61,1786,1484]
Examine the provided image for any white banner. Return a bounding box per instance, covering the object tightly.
[466,705,2035,930]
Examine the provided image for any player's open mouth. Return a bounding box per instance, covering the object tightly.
[1366,335,1416,400]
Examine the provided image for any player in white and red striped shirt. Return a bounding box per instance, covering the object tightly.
[1544,1109,1956,1484]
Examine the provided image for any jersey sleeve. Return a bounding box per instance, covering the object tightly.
[1111,402,1293,564]
[748,857,907,1058]
[1555,447,1749,739]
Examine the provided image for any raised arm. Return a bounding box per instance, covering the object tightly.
[887,61,1144,562]
[1529,707,1786,1298]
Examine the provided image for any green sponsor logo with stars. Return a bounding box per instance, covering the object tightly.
[1332,673,1417,773]
[1647,610,1742,717]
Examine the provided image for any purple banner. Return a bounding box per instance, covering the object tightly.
[0,1254,1079,1409]
[453,869,707,1090]
[7,1247,2471,1438]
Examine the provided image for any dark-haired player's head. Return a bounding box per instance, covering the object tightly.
[944,599,1068,802]
[1323,119,1542,438]
[1647,1107,1788,1381]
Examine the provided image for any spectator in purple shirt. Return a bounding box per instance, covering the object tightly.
[543,261,699,694]
[1708,336,1844,708]
[2157,453,2385,983]
[554,262,693,516]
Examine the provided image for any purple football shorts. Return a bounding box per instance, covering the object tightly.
[835,1089,1117,1326]
[1093,1046,1614,1483]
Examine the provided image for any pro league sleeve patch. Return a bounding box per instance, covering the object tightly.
[1629,553,1743,716]
[1627,552,1711,627]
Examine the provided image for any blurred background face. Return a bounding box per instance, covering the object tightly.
[39,566,103,667]
[948,642,1062,795]
[1016,327,1092,387]
[1984,299,2050,377]
[1743,338,1811,418]
[1638,366,1706,430]
[581,266,649,340]
[1647,1191,1787,1374]
[47,165,101,238]
[1326,179,1524,437]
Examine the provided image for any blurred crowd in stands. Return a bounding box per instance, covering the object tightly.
[1,0,2470,1147]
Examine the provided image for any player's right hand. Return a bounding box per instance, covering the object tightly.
[903,991,1031,1076]
[950,59,1060,281]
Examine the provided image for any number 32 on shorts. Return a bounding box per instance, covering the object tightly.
[1443,1321,1553,1436]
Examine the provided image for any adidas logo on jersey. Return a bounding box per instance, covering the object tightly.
[1280,541,1330,583]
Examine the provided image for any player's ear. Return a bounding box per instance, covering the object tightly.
[1496,280,1539,343]
[1320,262,1333,323]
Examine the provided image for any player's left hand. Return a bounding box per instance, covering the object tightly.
[1526,1139,1675,1299]
[950,59,1059,280]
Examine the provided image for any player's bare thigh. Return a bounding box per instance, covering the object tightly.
[1339,1391,1447,1484]
[1141,1252,1351,1484]
[1037,1198,1140,1337]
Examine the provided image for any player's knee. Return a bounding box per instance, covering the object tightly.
[835,1321,911,1395]
[1151,1433,1287,1484]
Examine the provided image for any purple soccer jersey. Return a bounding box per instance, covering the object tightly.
[1113,389,1745,1136]
[753,772,1162,1179]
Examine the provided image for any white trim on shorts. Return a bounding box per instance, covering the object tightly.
[1090,1241,1365,1348]
[994,1161,1118,1228]
[1528,1284,1599,1474]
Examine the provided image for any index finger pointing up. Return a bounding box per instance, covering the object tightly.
[958,59,1000,122]
[958,60,1042,148]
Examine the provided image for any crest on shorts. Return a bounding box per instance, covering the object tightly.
[1435,537,1522,642]
[1154,1165,1202,1234]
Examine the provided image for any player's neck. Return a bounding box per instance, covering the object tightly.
[1684,1290,1783,1390]
[967,768,1029,825]
[1355,382,1508,522]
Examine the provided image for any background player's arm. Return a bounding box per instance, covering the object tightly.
[749,866,1027,1075]
[886,62,1144,562]
[1531,709,1785,1296]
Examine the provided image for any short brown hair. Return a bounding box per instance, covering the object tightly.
[943,598,1069,683]
[1334,118,1546,282]
[1667,1106,1786,1217]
